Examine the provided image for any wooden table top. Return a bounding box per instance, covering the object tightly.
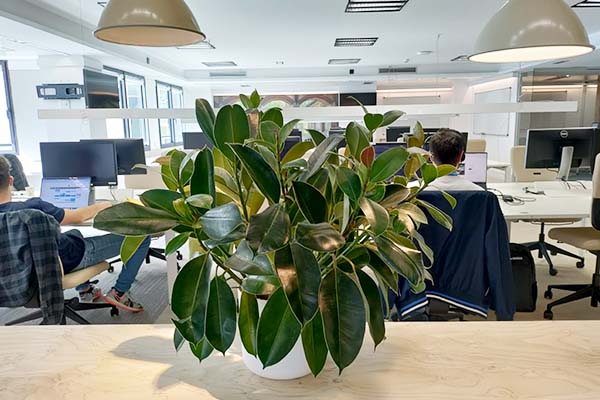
[0,322,599,400]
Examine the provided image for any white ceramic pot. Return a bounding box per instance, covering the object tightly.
[241,299,311,380]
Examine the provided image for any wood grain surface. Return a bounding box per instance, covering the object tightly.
[0,322,599,400]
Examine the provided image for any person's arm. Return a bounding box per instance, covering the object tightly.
[61,202,112,225]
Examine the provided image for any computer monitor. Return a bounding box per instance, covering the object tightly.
[40,177,92,209]
[40,142,118,186]
[525,128,600,173]
[386,126,410,142]
[461,152,488,188]
[183,132,214,150]
[82,139,146,175]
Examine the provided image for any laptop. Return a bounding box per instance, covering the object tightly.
[40,177,92,210]
[460,152,488,190]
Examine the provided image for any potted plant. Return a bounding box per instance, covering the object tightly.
[94,91,454,379]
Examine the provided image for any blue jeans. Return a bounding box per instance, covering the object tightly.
[72,235,151,294]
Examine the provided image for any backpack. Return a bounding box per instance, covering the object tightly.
[510,243,537,312]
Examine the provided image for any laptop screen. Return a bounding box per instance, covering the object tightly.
[40,177,91,210]
[462,152,488,184]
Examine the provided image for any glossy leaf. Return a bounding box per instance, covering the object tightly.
[437,164,457,178]
[346,122,370,159]
[205,276,237,354]
[398,203,428,225]
[404,156,421,178]
[259,121,279,147]
[229,144,281,204]
[179,150,196,186]
[417,199,453,231]
[366,249,398,293]
[441,190,457,209]
[247,204,290,253]
[166,232,191,256]
[381,110,405,127]
[421,163,438,185]
[281,141,314,165]
[360,197,389,236]
[214,104,250,160]
[120,236,147,265]
[307,129,326,146]
[173,327,185,352]
[301,312,328,377]
[200,203,243,240]
[374,236,424,287]
[296,222,345,252]
[203,225,246,249]
[336,167,362,203]
[191,148,216,204]
[94,202,179,236]
[242,275,281,296]
[250,89,261,108]
[190,339,214,362]
[356,269,385,348]
[300,134,344,181]
[262,107,284,127]
[361,146,375,168]
[380,185,411,209]
[185,194,214,210]
[195,98,216,145]
[364,113,384,132]
[279,119,301,144]
[257,287,302,368]
[139,189,182,217]
[292,181,327,224]
[224,240,274,276]
[413,121,426,147]
[239,93,254,109]
[239,292,259,356]
[171,254,212,345]
[169,150,187,184]
[320,268,366,374]
[370,146,410,182]
[275,244,321,324]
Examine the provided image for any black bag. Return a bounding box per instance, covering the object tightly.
[510,243,537,312]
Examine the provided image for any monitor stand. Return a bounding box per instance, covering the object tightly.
[558,146,574,182]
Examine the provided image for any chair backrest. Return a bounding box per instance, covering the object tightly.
[467,139,486,153]
[592,154,600,230]
[511,146,557,182]
[124,165,166,190]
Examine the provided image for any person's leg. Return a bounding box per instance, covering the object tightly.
[113,236,151,294]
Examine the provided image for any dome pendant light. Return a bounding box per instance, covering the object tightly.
[95,0,205,47]
[469,0,594,63]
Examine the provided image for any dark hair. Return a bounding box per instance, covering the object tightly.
[429,129,465,166]
[0,155,10,189]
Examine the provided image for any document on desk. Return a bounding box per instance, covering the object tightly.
[533,181,592,198]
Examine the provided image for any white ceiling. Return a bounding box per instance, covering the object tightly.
[1,0,600,84]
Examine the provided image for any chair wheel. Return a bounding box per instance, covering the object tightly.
[544,290,553,300]
[550,251,557,256]
[177,254,183,261]
[549,268,558,276]
[108,266,115,273]
[576,261,585,269]
[110,308,119,317]
[543,310,554,320]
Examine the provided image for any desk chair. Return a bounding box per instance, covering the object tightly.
[467,139,487,153]
[6,261,118,325]
[511,146,584,276]
[543,154,600,319]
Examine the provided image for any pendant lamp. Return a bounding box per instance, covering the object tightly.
[95,0,205,47]
[469,0,594,63]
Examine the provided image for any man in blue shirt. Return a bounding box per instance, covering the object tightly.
[0,156,149,313]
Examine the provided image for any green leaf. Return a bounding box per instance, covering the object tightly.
[259,121,279,147]
[174,327,185,352]
[229,144,281,204]
[166,232,191,256]
[307,129,326,146]
[185,194,214,210]
[281,141,315,165]
[404,156,421,178]
[346,122,370,159]
[370,146,410,182]
[359,197,389,236]
[239,93,254,109]
[214,104,251,160]
[247,204,290,253]
[437,164,457,178]
[374,236,424,287]
[417,199,453,231]
[356,269,385,349]
[239,291,259,356]
[381,110,405,127]
[205,276,237,354]
[364,113,384,132]
[169,150,187,185]
[275,244,321,324]
[301,312,328,377]
[195,98,216,145]
[380,185,411,209]
[413,121,426,147]
[224,240,274,276]
[279,119,301,144]
[242,275,281,296]
[262,107,284,127]
[300,134,344,181]
[296,222,345,252]
[398,203,429,225]
[366,249,398,293]
[171,254,212,345]
[319,268,366,374]
[190,339,214,362]
[200,203,243,240]
[292,181,327,224]
[421,163,438,185]
[441,190,457,209]
[250,90,261,108]
[336,167,362,203]
[257,287,302,368]
[120,236,147,265]
[94,203,179,236]
[190,148,216,205]
[346,95,369,113]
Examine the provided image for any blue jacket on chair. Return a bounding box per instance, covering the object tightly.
[393,191,516,321]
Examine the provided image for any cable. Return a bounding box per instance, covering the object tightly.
[488,188,536,206]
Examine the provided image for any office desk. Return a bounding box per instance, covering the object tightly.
[0,322,599,399]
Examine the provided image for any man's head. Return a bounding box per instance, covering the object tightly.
[429,129,466,167]
[0,155,14,192]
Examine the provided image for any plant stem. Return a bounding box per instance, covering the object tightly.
[193,229,243,285]
[234,160,250,221]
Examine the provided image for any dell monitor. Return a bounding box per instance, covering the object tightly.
[386,126,411,142]
[40,141,118,186]
[82,139,146,175]
[183,132,214,150]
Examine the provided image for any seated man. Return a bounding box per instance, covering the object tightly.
[0,156,149,312]
[426,129,484,192]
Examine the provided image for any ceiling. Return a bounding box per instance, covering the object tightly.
[1,0,600,84]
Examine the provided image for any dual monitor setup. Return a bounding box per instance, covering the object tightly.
[39,139,147,209]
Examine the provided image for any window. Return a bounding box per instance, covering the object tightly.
[0,61,17,153]
[105,67,150,148]
[156,81,184,147]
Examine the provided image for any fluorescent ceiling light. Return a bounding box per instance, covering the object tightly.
[377,88,453,93]
[469,0,594,63]
[203,61,237,67]
[335,37,379,47]
[345,0,409,13]
[328,58,361,65]
[95,0,205,47]
[522,84,598,91]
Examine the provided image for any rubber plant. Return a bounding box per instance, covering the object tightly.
[94,90,455,376]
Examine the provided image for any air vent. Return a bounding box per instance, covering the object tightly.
[177,41,215,50]
[451,55,469,62]
[329,58,361,65]
[209,71,247,78]
[335,37,378,47]
[346,0,409,13]
[203,61,237,67]
[573,0,600,7]
[378,67,417,74]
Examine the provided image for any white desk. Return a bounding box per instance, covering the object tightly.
[0,322,599,399]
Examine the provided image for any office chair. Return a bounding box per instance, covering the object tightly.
[543,153,600,319]
[466,139,487,153]
[5,261,118,325]
[511,146,584,276]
